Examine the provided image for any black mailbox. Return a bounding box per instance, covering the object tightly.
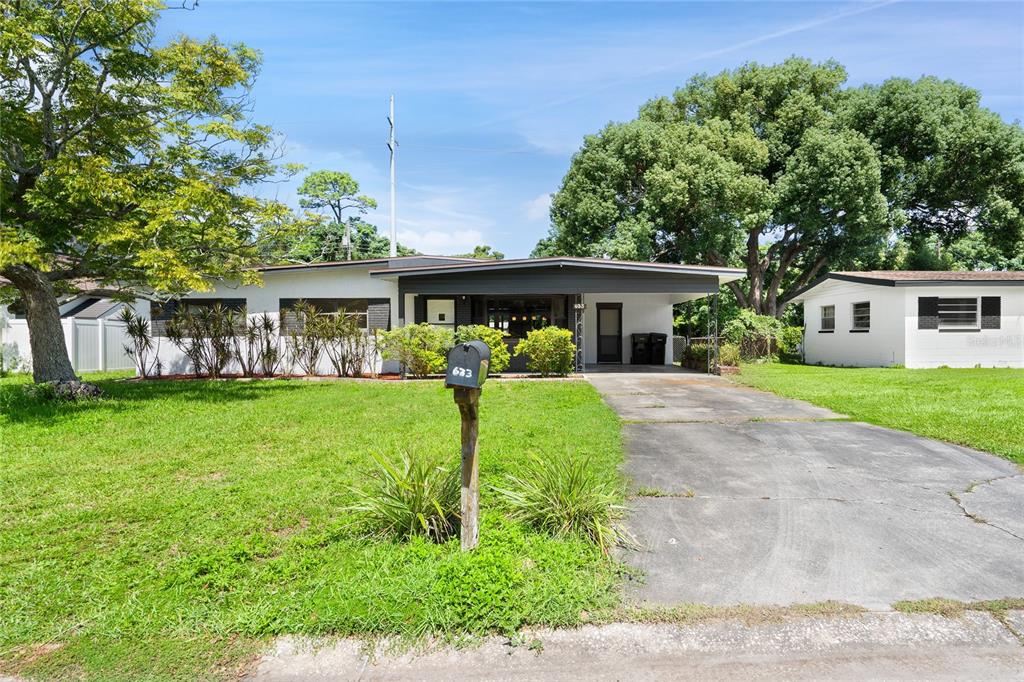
[446,341,490,389]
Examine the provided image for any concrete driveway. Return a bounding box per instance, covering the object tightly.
[587,370,1024,610]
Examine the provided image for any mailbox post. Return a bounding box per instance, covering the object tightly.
[445,341,490,551]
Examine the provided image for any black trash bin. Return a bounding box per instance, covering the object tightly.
[649,333,667,365]
[631,333,651,364]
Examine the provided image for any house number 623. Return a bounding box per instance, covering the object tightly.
[452,367,473,378]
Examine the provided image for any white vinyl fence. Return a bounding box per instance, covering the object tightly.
[0,317,136,374]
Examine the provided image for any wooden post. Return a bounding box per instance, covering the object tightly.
[453,386,480,551]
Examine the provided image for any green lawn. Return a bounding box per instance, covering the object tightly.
[735,364,1024,465]
[0,374,624,680]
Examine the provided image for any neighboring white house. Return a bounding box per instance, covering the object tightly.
[791,271,1024,368]
[4,255,744,375]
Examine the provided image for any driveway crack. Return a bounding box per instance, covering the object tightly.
[948,475,1024,543]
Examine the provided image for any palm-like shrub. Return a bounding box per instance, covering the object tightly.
[321,311,373,377]
[285,300,325,375]
[494,455,632,553]
[165,304,236,377]
[345,452,460,542]
[118,307,159,377]
[455,324,510,373]
[232,312,283,377]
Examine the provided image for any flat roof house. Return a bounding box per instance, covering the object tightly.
[139,255,745,375]
[791,271,1024,368]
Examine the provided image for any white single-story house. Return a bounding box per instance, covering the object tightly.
[791,271,1024,368]
[114,255,744,375]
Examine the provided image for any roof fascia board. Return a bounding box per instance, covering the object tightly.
[371,258,744,279]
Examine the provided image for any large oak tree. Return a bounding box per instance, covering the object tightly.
[1,0,291,382]
[536,58,1024,316]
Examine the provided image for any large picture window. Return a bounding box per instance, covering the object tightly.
[485,297,554,338]
[851,301,870,331]
[151,298,246,335]
[820,305,835,332]
[937,297,979,330]
[280,298,371,332]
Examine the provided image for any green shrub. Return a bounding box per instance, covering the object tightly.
[494,454,632,553]
[722,309,784,360]
[513,327,575,376]
[455,324,511,373]
[687,342,710,371]
[377,323,454,378]
[719,343,741,367]
[344,451,459,542]
[779,326,803,355]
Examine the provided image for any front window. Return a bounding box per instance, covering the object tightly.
[938,297,979,330]
[151,298,246,335]
[280,298,368,332]
[852,301,870,330]
[820,305,835,332]
[486,297,553,338]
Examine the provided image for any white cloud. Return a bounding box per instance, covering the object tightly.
[523,193,552,222]
[397,227,485,255]
[392,187,497,254]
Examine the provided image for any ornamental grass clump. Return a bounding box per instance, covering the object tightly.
[495,454,633,553]
[345,452,460,542]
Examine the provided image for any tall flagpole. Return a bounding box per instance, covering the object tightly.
[388,95,397,258]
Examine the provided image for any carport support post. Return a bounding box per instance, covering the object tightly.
[708,293,719,374]
[453,387,480,551]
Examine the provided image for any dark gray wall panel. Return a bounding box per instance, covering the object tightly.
[395,265,719,295]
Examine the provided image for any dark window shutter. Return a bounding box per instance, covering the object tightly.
[455,296,472,327]
[981,296,1001,330]
[414,296,427,324]
[918,297,938,329]
[367,302,391,331]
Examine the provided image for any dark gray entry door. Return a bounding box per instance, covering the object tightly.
[596,303,622,363]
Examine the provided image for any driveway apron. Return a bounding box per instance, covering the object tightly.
[587,370,1024,610]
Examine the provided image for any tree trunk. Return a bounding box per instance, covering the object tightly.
[2,265,78,383]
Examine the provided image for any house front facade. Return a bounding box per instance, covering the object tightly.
[792,271,1024,368]
[136,255,744,375]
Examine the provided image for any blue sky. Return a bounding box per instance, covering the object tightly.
[158,1,1024,258]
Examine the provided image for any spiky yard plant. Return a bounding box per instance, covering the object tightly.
[495,454,634,554]
[345,452,460,542]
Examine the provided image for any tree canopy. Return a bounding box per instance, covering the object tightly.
[1,0,292,381]
[455,245,505,260]
[536,58,1024,316]
[259,169,416,263]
